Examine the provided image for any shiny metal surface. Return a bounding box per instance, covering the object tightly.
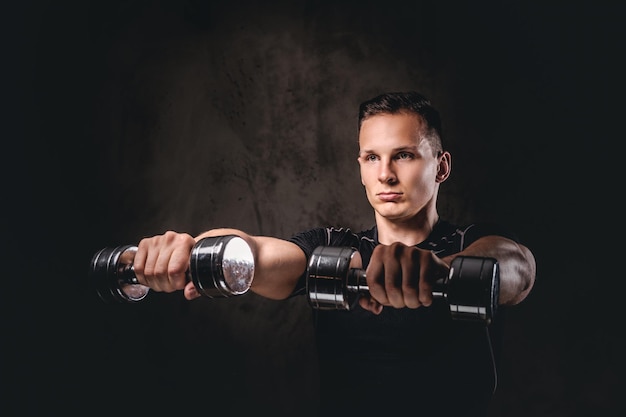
[447,256,499,324]
[190,235,255,298]
[306,246,363,310]
[90,245,150,303]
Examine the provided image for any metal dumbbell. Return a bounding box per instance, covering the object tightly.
[89,235,255,303]
[306,246,499,324]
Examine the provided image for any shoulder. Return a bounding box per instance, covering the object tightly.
[461,222,520,243]
[423,220,520,256]
[288,226,374,258]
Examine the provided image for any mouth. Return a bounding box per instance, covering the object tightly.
[377,192,402,202]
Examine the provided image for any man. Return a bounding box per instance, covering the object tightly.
[132,91,536,416]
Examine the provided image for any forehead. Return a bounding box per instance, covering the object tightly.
[359,112,425,149]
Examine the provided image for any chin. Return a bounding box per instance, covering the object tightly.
[376,209,405,220]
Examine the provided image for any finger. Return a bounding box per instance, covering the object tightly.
[384,258,404,308]
[358,296,384,315]
[420,252,442,306]
[155,248,178,292]
[366,256,389,306]
[402,250,421,309]
[419,277,433,307]
[141,241,165,291]
[418,252,436,307]
[167,246,191,290]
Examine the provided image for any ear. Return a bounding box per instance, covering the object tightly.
[357,156,365,186]
[436,151,451,183]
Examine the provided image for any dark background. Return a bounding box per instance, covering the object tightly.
[5,1,623,416]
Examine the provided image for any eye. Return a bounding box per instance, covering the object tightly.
[395,151,413,160]
[363,154,379,162]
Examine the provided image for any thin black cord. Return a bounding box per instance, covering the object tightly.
[485,326,498,395]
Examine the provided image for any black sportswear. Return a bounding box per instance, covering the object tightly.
[288,220,517,416]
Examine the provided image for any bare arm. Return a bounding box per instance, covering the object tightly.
[133,229,307,301]
[440,235,536,305]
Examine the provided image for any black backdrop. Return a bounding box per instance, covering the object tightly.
[5,1,623,416]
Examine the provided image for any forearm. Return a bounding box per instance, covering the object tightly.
[196,228,307,300]
[442,235,536,305]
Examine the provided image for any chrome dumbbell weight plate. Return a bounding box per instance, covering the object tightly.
[90,245,150,303]
[445,256,499,323]
[190,235,255,298]
[89,235,255,303]
[306,246,364,310]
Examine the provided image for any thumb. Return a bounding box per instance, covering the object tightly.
[358,296,384,315]
[183,282,202,300]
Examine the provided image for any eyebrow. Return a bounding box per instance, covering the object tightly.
[359,145,420,155]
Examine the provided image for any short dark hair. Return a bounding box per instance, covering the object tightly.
[358,91,443,155]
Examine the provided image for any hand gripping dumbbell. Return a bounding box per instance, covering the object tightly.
[89,235,255,304]
[306,246,500,324]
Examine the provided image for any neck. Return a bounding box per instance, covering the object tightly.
[375,210,440,246]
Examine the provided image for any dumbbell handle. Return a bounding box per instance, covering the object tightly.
[118,259,141,285]
[344,268,448,297]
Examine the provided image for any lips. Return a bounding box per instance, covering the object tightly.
[377,192,402,202]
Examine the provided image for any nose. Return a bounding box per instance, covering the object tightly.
[378,159,397,184]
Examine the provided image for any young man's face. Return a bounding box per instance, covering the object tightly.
[357,112,446,223]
